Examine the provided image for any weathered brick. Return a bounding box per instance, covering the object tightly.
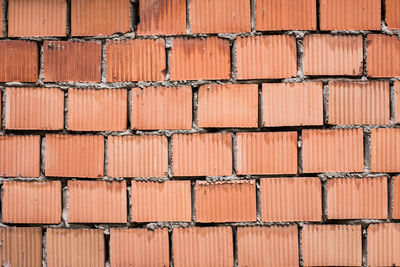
[367,34,400,77]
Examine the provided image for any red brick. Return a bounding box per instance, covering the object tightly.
[395,82,400,123]
[190,0,250,33]
[262,82,323,127]
[5,87,64,130]
[45,134,104,178]
[108,135,168,177]
[393,177,400,219]
[237,225,299,267]
[68,180,127,223]
[43,41,101,82]
[68,88,127,131]
[198,84,258,128]
[137,0,186,35]
[71,0,130,36]
[236,35,297,79]
[0,135,40,177]
[371,128,400,172]
[320,0,381,30]
[386,0,400,29]
[196,180,256,222]
[256,0,316,30]
[0,40,38,82]
[172,133,232,176]
[170,37,230,80]
[106,39,166,82]
[368,223,400,266]
[236,132,298,175]
[302,129,364,173]
[8,0,66,37]
[131,86,192,130]
[367,34,400,77]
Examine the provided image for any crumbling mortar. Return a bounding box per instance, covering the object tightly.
[66,0,71,36]
[62,181,69,227]
[165,37,172,81]
[167,135,173,177]
[2,0,7,37]
[250,0,256,33]
[168,227,174,267]
[298,223,304,267]
[42,229,47,267]
[229,38,237,81]
[39,136,46,178]
[389,80,396,125]
[104,136,108,177]
[104,228,111,267]
[363,128,371,174]
[362,225,368,267]
[185,0,190,34]
[323,83,329,125]
[232,226,238,267]
[255,179,261,222]
[321,178,328,221]
[232,132,237,175]
[1,86,5,131]
[388,175,393,220]
[100,40,107,83]
[191,180,196,222]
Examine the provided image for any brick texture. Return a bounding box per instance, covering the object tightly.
[393,177,400,219]
[386,0,400,29]
[367,34,400,77]
[371,128,400,172]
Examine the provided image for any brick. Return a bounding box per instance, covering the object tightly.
[137,0,186,35]
[131,180,191,222]
[303,34,363,76]
[45,134,104,178]
[0,40,38,82]
[190,0,250,33]
[108,135,168,177]
[236,132,298,175]
[172,133,232,176]
[393,177,400,218]
[2,181,61,224]
[256,0,316,30]
[368,223,400,266]
[386,0,400,29]
[320,0,381,30]
[68,180,127,223]
[47,228,104,267]
[43,41,101,82]
[8,0,66,37]
[328,81,390,125]
[5,87,64,130]
[196,180,257,222]
[236,35,297,79]
[371,128,400,172]
[106,39,166,82]
[131,86,192,130]
[261,177,322,222]
[173,227,233,267]
[262,82,323,127]
[0,227,42,267]
[110,228,169,267]
[395,82,400,123]
[302,129,364,173]
[68,88,127,131]
[237,225,299,267]
[71,0,130,36]
[367,34,400,77]
[327,177,387,219]
[170,37,230,80]
[302,225,362,266]
[198,84,258,128]
[0,135,40,177]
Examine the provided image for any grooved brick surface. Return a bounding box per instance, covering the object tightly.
[368,223,400,266]
[393,177,400,219]
[386,0,400,29]
[371,128,400,172]
[367,34,400,77]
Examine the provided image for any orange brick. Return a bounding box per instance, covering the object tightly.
[8,0,66,36]
[320,0,381,30]
[303,34,363,76]
[368,223,400,266]
[198,84,258,128]
[0,135,40,177]
[327,177,387,219]
[261,177,321,222]
[371,128,400,172]
[196,180,256,222]
[262,82,323,127]
[170,37,230,80]
[302,225,362,266]
[71,0,130,36]
[47,228,104,267]
[386,0,400,29]
[395,82,400,123]
[393,177,400,218]
[131,180,191,222]
[237,225,299,267]
[236,132,298,175]
[236,35,297,79]
[43,41,101,82]
[367,34,400,77]
[68,88,127,131]
[5,87,64,130]
[173,227,233,267]
[108,135,168,177]
[137,0,186,35]
[106,39,166,82]
[0,40,38,82]
[328,81,390,125]
[110,228,169,267]
[302,129,364,173]
[131,86,192,130]
[256,0,316,30]
[45,134,104,178]
[2,181,61,224]
[68,180,127,223]
[172,133,232,176]
[190,0,250,33]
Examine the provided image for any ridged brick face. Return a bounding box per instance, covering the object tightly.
[386,0,400,29]
[368,223,400,266]
[367,34,400,77]
[371,128,400,172]
[393,177,400,219]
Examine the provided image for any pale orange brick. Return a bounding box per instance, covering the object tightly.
[395,82,400,123]
[386,0,400,29]
[371,128,400,172]
[393,177,400,219]
[368,223,400,266]
[367,34,400,77]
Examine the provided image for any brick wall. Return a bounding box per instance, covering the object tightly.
[0,0,399,266]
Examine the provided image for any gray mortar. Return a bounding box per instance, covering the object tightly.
[250,0,256,33]
[185,0,191,34]
[363,128,371,173]
[62,184,69,227]
[255,179,261,222]
[42,229,47,267]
